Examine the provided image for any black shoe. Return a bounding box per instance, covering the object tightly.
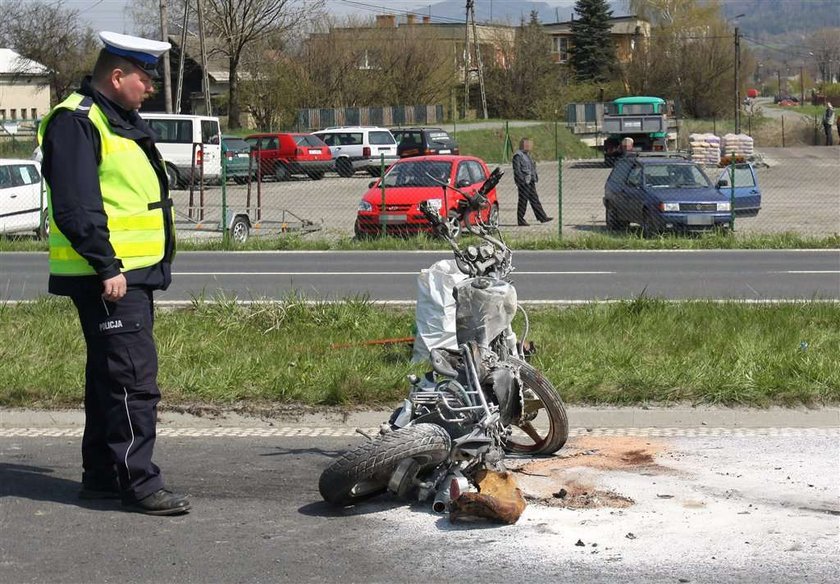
[518,220,530,226]
[79,478,121,500]
[122,489,191,516]
[539,216,554,223]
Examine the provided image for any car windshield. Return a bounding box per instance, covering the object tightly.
[223,138,250,150]
[428,131,452,144]
[382,161,452,187]
[369,131,395,145]
[294,135,327,147]
[645,164,711,188]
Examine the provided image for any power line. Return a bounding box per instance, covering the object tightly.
[334,0,468,25]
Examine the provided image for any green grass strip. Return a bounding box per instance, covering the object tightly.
[2,297,838,409]
[2,231,838,252]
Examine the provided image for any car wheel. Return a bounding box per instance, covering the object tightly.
[368,167,383,177]
[354,218,371,240]
[274,162,290,181]
[165,164,181,190]
[38,209,50,240]
[445,211,462,239]
[336,158,355,178]
[641,210,662,238]
[487,203,499,227]
[605,204,629,231]
[233,176,248,185]
[307,171,325,181]
[229,216,250,244]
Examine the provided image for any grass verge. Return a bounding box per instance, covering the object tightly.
[2,297,837,409]
[3,230,838,253]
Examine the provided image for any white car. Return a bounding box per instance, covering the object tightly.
[312,126,398,178]
[0,158,47,238]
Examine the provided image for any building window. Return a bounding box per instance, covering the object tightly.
[553,37,570,63]
[21,109,27,120]
[0,110,5,120]
[32,108,37,119]
[10,109,16,120]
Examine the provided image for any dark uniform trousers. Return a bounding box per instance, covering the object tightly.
[70,286,164,500]
[516,181,549,223]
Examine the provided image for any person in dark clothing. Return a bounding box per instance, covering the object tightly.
[38,31,189,516]
[512,137,552,226]
[823,102,835,146]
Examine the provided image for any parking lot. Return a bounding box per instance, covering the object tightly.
[169,147,839,240]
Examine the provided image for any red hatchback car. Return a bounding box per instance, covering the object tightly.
[244,132,333,180]
[355,155,499,238]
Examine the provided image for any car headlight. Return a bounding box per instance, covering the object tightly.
[423,198,443,211]
[358,200,372,212]
[717,202,731,212]
[660,202,680,212]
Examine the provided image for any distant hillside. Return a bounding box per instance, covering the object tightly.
[415,0,838,36]
[720,0,840,38]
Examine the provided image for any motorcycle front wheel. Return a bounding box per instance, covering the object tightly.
[319,423,451,506]
[504,357,569,455]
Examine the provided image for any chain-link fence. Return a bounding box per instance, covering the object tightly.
[170,144,838,243]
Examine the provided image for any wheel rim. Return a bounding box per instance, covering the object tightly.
[231,221,248,243]
[275,164,288,180]
[488,204,499,227]
[505,392,556,453]
[446,214,461,238]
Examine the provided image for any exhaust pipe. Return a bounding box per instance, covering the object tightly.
[432,472,472,513]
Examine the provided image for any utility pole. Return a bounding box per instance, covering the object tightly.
[734,26,740,134]
[175,0,190,114]
[196,0,212,115]
[463,1,470,119]
[468,0,488,119]
[159,0,172,113]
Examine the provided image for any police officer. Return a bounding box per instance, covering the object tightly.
[38,32,189,516]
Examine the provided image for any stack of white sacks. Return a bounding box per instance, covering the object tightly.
[721,133,754,159]
[688,133,721,165]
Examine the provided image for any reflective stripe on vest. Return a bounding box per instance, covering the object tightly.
[37,93,167,276]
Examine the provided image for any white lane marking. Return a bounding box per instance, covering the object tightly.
[1,427,837,438]
[172,271,615,276]
[773,271,840,274]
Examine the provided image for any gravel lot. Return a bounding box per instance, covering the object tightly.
[171,146,839,240]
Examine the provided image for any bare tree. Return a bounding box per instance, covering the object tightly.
[203,0,323,128]
[808,28,840,83]
[132,0,323,127]
[0,0,99,103]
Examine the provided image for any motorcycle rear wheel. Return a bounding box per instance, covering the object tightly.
[504,358,569,455]
[319,423,451,506]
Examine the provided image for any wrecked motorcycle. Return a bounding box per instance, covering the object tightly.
[319,167,568,511]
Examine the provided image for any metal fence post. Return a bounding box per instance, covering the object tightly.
[782,115,786,147]
[729,158,736,231]
[221,146,228,242]
[558,154,563,239]
[380,153,386,237]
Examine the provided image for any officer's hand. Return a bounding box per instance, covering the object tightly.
[102,274,127,302]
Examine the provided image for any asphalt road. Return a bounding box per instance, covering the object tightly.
[2,250,838,302]
[1,408,837,584]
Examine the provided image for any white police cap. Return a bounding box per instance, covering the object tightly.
[99,31,171,78]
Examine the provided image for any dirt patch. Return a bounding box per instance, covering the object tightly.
[509,436,669,510]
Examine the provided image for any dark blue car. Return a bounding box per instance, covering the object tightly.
[603,156,761,236]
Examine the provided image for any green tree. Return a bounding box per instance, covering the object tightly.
[569,0,617,82]
[484,11,557,118]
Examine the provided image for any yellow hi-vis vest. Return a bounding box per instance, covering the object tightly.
[37,93,169,276]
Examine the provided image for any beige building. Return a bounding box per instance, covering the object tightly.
[543,15,651,65]
[307,14,517,78]
[0,49,50,130]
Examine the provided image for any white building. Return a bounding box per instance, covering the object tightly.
[0,49,50,132]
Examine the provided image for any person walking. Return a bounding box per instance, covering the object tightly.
[512,137,552,226]
[822,101,835,146]
[38,32,189,516]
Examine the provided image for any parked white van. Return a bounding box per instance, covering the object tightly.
[140,113,222,188]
